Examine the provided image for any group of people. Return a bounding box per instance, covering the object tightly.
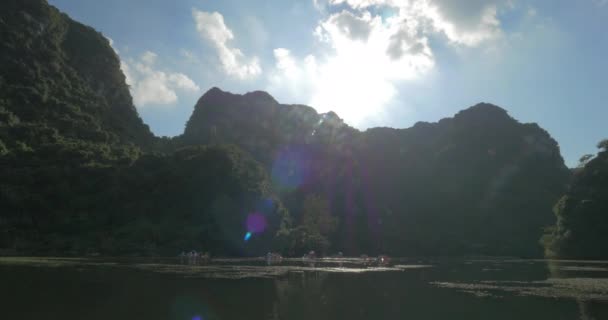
[179,250,210,264]
[302,251,391,265]
[177,250,391,266]
[302,250,317,260]
[360,254,391,266]
[266,252,283,265]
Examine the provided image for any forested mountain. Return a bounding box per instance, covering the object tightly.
[542,140,608,259]
[181,89,571,257]
[0,0,154,151]
[0,0,583,258]
[0,0,289,256]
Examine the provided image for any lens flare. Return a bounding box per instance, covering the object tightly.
[246,212,267,233]
[271,146,312,190]
[244,232,252,241]
[256,198,274,214]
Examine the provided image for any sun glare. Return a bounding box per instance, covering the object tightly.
[271,7,434,126]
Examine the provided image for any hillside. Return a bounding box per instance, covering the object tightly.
[182,88,571,257]
[0,0,290,256]
[0,0,576,258]
[542,141,608,259]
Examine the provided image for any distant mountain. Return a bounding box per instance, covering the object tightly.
[0,0,575,258]
[0,0,154,152]
[181,87,357,165]
[542,141,608,259]
[182,88,571,257]
[0,0,289,256]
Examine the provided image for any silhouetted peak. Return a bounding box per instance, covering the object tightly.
[453,103,513,125]
[458,102,509,116]
[243,90,278,105]
[412,121,433,129]
[195,87,279,109]
[197,87,228,104]
[206,86,224,95]
[321,111,343,123]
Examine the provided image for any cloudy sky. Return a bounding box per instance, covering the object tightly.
[49,0,607,166]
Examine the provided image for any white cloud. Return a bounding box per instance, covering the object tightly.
[316,0,510,46]
[141,51,158,65]
[168,73,200,92]
[326,10,374,41]
[273,7,434,122]
[269,7,434,126]
[424,0,504,46]
[270,0,517,125]
[192,10,262,79]
[121,51,200,107]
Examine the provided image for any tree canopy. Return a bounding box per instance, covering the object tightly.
[542,138,608,259]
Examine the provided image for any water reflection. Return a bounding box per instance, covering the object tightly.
[0,257,607,320]
[269,272,329,320]
[547,259,608,320]
[179,251,211,265]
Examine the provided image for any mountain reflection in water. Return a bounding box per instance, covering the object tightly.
[0,257,607,320]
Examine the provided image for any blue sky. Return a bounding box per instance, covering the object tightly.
[48,0,607,167]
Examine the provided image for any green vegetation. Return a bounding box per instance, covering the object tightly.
[183,91,571,257]
[542,139,608,259]
[3,0,605,260]
[0,1,289,256]
[286,194,337,255]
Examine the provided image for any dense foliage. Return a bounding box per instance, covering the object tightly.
[542,140,608,259]
[2,0,589,259]
[183,90,571,257]
[0,0,289,256]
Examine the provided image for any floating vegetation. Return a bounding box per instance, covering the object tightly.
[0,257,409,279]
[0,257,118,268]
[132,264,403,279]
[432,278,608,301]
[393,264,433,269]
[558,266,608,272]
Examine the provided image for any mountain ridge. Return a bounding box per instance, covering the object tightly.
[181,87,570,256]
[0,0,583,258]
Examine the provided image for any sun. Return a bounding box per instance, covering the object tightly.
[309,53,396,126]
[271,10,434,127]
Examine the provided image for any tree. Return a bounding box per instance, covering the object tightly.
[597,139,608,151]
[578,154,594,168]
[542,147,608,259]
[287,194,337,255]
[301,194,336,237]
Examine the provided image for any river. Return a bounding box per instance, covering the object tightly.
[1,257,607,319]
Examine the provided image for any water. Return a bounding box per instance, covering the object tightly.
[1,257,607,320]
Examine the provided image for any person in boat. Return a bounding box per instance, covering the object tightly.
[196,251,209,264]
[266,252,283,260]
[265,252,283,265]
[378,255,391,265]
[303,250,317,260]
[188,250,199,264]
[360,254,374,266]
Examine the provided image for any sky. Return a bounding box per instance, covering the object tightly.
[48,0,608,167]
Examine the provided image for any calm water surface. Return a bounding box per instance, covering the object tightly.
[1,257,607,320]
